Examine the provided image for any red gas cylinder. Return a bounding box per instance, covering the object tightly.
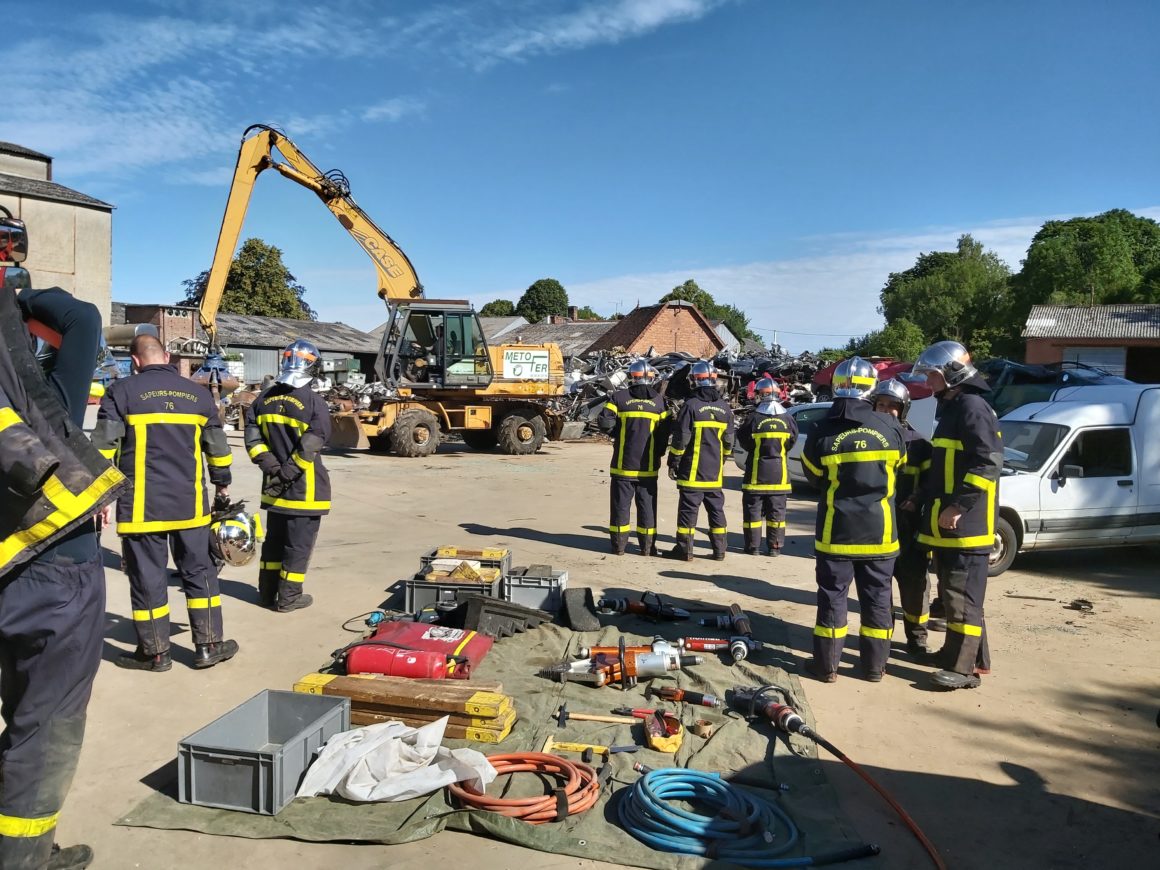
[345,623,494,679]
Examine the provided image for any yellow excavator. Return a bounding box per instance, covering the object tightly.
[198,124,572,456]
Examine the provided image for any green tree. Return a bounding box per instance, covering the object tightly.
[1013,209,1160,315]
[846,318,927,360]
[879,234,1012,357]
[659,279,761,342]
[479,299,516,317]
[180,238,316,320]
[516,278,569,323]
[575,305,603,320]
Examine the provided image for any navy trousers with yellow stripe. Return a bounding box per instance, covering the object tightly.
[741,492,787,553]
[609,477,658,555]
[0,533,103,869]
[258,513,321,607]
[122,527,222,655]
[814,556,895,676]
[675,489,727,556]
[931,549,990,674]
[893,515,931,649]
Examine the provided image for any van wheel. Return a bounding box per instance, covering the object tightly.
[497,410,546,455]
[988,516,1018,577]
[461,429,499,451]
[390,409,441,457]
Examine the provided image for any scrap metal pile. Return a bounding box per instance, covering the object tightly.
[565,346,824,428]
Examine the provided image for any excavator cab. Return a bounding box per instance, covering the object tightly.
[377,300,493,389]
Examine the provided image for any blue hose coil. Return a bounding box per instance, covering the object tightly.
[617,768,815,868]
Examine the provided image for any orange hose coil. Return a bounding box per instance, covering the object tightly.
[448,752,601,824]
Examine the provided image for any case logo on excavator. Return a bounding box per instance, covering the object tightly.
[350,229,405,278]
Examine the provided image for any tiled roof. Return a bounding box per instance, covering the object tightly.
[504,320,616,357]
[586,301,724,353]
[0,171,112,210]
[215,313,380,353]
[1023,304,1160,340]
[0,142,50,161]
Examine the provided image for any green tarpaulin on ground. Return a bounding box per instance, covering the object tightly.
[117,604,875,869]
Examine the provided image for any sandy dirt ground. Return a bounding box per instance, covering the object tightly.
[56,435,1160,869]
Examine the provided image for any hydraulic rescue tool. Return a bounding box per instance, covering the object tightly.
[729,685,947,870]
[596,591,690,621]
[678,636,765,660]
[644,684,722,709]
[698,603,760,661]
[538,637,702,689]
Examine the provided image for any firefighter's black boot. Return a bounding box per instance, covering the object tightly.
[278,593,314,613]
[637,533,657,557]
[743,526,760,555]
[193,639,240,669]
[115,647,172,672]
[665,532,695,561]
[609,531,629,556]
[710,531,727,561]
[48,843,94,870]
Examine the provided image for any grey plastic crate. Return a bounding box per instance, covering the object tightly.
[404,575,501,612]
[177,689,350,815]
[504,566,568,612]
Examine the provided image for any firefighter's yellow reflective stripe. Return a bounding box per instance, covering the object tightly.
[881,457,896,547]
[742,482,792,491]
[932,438,964,450]
[610,468,660,478]
[133,604,170,621]
[902,466,922,476]
[261,495,331,511]
[860,625,893,639]
[964,472,995,491]
[118,515,212,534]
[248,443,270,459]
[767,520,787,528]
[132,421,147,523]
[0,468,125,572]
[676,526,695,535]
[193,424,204,525]
[186,596,222,609]
[611,410,663,476]
[125,412,209,426]
[292,451,316,503]
[813,625,847,638]
[681,420,726,487]
[743,520,763,528]
[0,810,59,837]
[917,490,997,549]
[749,431,790,487]
[260,561,282,570]
[815,540,899,556]
[604,402,618,412]
[801,453,822,475]
[821,464,839,544]
[98,447,117,460]
[904,611,929,624]
[608,523,632,533]
[253,512,264,540]
[0,407,24,432]
[710,527,726,534]
[280,570,306,583]
[257,413,309,431]
[635,526,656,535]
[851,374,877,386]
[933,438,963,494]
[622,411,664,420]
[207,453,233,467]
[820,449,901,465]
[947,622,983,636]
[668,447,686,456]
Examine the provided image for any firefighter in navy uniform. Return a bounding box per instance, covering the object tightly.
[1,275,127,868]
[801,357,906,683]
[596,360,671,556]
[912,341,1001,690]
[666,361,735,561]
[738,377,798,556]
[92,334,239,672]
[871,378,933,655]
[245,339,331,612]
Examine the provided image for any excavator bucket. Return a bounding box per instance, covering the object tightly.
[328,412,369,450]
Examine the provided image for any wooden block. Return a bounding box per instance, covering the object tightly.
[435,546,509,561]
[352,708,517,743]
[294,673,509,717]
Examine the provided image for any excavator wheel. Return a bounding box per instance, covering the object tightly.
[461,429,499,451]
[390,409,442,458]
[496,409,546,455]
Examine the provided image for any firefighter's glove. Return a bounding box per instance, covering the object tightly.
[277,461,303,484]
[256,453,281,477]
[668,465,679,481]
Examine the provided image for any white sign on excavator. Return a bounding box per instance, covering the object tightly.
[502,349,550,380]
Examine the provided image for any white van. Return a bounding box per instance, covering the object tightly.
[994,384,1160,575]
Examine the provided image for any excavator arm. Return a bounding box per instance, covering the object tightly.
[198,124,423,348]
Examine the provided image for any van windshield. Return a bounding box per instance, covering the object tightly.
[999,421,1069,471]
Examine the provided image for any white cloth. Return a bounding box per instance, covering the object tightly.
[296,716,497,802]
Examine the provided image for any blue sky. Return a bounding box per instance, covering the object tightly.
[8,0,1160,351]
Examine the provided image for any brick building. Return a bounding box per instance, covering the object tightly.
[1023,304,1160,382]
[586,301,725,358]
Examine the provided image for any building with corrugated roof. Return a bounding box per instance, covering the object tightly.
[0,141,113,322]
[1023,304,1160,381]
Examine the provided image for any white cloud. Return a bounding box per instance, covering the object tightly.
[361,97,427,123]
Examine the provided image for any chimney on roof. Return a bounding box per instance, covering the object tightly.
[568,305,578,321]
